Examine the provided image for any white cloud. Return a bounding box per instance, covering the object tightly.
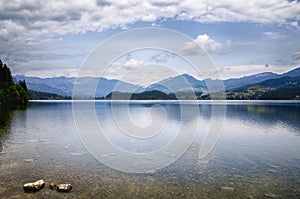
[104,62,181,86]
[0,0,299,76]
[181,34,222,54]
[179,0,300,24]
[195,34,222,52]
[263,31,284,39]
[292,51,300,61]
[124,59,144,69]
[0,0,299,42]
[291,21,298,27]
[150,52,175,63]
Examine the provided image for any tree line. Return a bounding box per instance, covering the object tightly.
[0,59,29,110]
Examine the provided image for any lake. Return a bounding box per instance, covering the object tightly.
[0,100,300,198]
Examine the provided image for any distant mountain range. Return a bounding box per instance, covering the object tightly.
[106,74,300,100]
[146,67,300,94]
[14,67,300,99]
[14,76,143,97]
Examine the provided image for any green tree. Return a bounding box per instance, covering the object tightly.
[0,59,29,110]
[19,80,28,92]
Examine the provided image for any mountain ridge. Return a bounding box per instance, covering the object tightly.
[13,67,300,98]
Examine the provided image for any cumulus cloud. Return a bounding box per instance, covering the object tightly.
[0,0,299,75]
[181,34,222,54]
[0,0,299,41]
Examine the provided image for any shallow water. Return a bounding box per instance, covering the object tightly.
[0,100,300,198]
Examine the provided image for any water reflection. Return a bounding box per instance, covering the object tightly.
[77,101,204,172]
[0,110,14,153]
[226,104,300,135]
[0,101,299,198]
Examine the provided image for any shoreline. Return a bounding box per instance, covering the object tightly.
[29,99,300,104]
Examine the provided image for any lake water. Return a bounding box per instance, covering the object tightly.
[0,100,300,198]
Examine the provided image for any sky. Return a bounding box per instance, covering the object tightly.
[0,0,300,85]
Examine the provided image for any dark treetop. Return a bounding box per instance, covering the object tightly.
[0,59,29,110]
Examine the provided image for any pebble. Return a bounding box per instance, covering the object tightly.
[27,139,38,142]
[23,179,45,192]
[50,183,57,189]
[266,169,278,173]
[57,184,72,192]
[220,186,235,192]
[269,165,281,169]
[264,193,280,198]
[68,152,82,156]
[146,170,156,174]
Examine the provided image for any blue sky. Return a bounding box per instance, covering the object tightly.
[0,0,300,84]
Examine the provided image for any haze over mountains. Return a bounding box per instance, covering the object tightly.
[14,67,300,98]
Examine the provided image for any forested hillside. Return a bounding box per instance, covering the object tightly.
[0,59,29,109]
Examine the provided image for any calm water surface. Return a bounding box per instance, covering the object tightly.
[0,100,300,198]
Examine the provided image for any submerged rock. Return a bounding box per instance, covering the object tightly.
[23,159,34,163]
[49,183,57,189]
[220,186,235,192]
[57,184,72,192]
[269,165,281,169]
[23,179,45,192]
[146,170,156,175]
[267,169,278,173]
[264,193,280,198]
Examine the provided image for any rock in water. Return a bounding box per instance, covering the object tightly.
[49,183,57,189]
[264,193,280,198]
[220,186,235,192]
[23,179,45,192]
[57,184,72,192]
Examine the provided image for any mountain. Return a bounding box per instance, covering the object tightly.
[145,72,280,94]
[224,68,300,91]
[97,78,144,97]
[14,75,73,96]
[233,75,300,92]
[228,75,300,100]
[146,74,207,93]
[13,67,300,99]
[281,67,300,77]
[223,72,279,91]
[14,75,144,97]
[145,67,300,93]
[105,74,300,100]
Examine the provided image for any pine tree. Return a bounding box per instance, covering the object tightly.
[0,59,29,109]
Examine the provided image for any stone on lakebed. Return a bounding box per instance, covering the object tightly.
[220,186,235,192]
[23,179,45,192]
[49,183,57,189]
[57,184,72,192]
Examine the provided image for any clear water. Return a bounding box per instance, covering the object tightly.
[0,100,300,198]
